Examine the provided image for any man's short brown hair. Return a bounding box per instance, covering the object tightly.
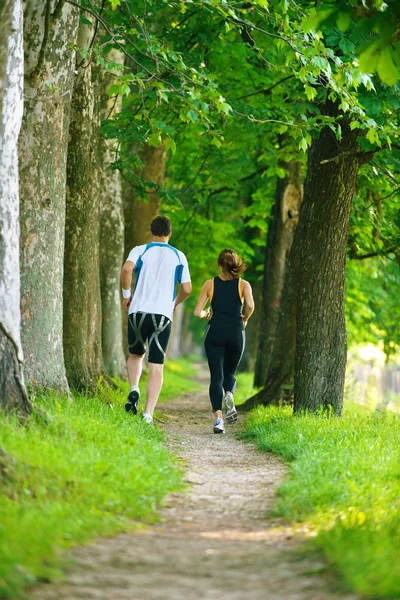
[151,216,172,237]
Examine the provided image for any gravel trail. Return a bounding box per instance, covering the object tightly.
[31,369,357,600]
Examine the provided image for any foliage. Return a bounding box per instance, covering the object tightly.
[346,257,400,360]
[0,359,198,598]
[243,404,400,598]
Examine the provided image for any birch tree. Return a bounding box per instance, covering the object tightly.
[0,0,31,413]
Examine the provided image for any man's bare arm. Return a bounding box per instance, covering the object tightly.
[120,260,135,309]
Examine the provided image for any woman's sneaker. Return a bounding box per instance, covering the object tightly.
[224,393,238,424]
[213,417,225,434]
[125,388,139,414]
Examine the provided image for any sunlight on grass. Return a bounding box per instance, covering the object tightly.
[243,404,400,598]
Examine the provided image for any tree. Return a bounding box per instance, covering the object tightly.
[294,103,362,414]
[0,0,31,414]
[254,156,302,387]
[97,51,126,377]
[19,0,79,391]
[63,20,104,390]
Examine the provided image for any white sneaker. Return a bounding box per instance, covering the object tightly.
[142,413,153,424]
[213,418,225,434]
[224,393,238,424]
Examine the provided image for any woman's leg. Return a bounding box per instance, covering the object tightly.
[223,328,245,394]
[205,334,225,417]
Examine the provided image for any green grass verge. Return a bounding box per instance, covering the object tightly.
[0,359,197,599]
[243,404,400,599]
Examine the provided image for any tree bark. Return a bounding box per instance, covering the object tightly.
[239,280,262,373]
[0,0,31,414]
[19,0,79,391]
[294,107,361,415]
[242,213,305,410]
[253,160,302,386]
[123,144,167,255]
[63,21,103,390]
[96,52,126,377]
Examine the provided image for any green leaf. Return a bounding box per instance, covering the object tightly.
[165,137,176,155]
[148,132,162,147]
[299,137,308,152]
[109,0,120,8]
[377,47,398,86]
[350,121,360,131]
[80,15,93,27]
[186,110,199,123]
[305,85,317,101]
[337,11,351,32]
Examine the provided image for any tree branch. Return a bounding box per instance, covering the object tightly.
[237,75,294,101]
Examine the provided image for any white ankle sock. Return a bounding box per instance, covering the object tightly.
[130,385,140,394]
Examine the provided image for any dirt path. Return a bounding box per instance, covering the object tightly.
[32,372,357,600]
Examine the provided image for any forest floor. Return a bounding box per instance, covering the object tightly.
[31,368,358,600]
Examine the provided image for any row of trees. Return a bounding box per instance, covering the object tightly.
[0,0,399,416]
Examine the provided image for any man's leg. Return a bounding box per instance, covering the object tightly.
[144,362,164,416]
[127,353,144,387]
[126,312,147,414]
[144,314,172,420]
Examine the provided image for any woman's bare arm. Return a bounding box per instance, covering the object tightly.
[193,280,212,319]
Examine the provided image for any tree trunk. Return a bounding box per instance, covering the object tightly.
[63,21,103,391]
[239,280,262,373]
[123,144,167,255]
[294,109,361,415]
[254,160,302,386]
[19,0,79,391]
[0,0,31,414]
[97,53,126,377]
[242,213,305,410]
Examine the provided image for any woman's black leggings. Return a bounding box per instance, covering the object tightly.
[204,321,245,412]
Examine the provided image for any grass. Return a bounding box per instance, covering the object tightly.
[243,403,400,599]
[0,358,198,599]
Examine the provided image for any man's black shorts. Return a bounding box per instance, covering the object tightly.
[128,312,172,364]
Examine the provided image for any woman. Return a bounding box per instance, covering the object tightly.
[194,248,255,434]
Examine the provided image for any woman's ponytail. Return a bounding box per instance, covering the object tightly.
[218,248,246,278]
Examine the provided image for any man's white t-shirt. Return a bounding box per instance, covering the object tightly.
[126,243,191,321]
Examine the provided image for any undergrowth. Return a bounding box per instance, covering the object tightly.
[0,358,197,599]
[243,404,400,599]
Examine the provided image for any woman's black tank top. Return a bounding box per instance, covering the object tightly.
[210,276,243,327]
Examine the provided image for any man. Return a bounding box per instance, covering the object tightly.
[120,216,192,423]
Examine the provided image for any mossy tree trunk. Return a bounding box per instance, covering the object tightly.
[63,21,104,391]
[96,52,126,377]
[0,0,31,414]
[19,0,79,391]
[294,109,361,415]
[253,160,302,387]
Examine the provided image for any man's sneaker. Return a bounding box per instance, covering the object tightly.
[213,417,225,434]
[125,388,139,414]
[224,393,238,424]
[142,413,153,424]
